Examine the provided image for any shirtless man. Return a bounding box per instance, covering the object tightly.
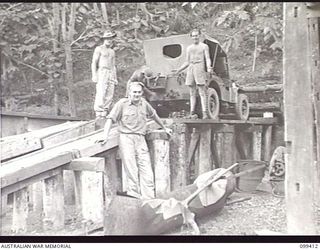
[174,29,213,119]
[126,65,156,101]
[91,30,118,118]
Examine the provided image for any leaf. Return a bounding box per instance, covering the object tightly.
[132,21,141,29]
[190,2,198,9]
[141,19,149,27]
[238,11,250,21]
[182,2,189,7]
[54,62,62,68]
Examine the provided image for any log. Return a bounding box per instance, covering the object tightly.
[146,130,170,197]
[170,123,188,190]
[239,84,283,93]
[250,102,282,111]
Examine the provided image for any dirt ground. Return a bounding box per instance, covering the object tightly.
[3,190,319,236]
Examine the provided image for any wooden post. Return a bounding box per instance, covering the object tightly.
[307,13,320,206]
[29,181,43,213]
[198,125,212,174]
[102,149,121,235]
[11,187,29,234]
[252,126,262,161]
[263,125,273,162]
[1,194,8,217]
[63,170,76,205]
[146,130,170,197]
[283,2,316,234]
[42,171,65,231]
[66,157,105,224]
[170,123,188,190]
[213,125,235,168]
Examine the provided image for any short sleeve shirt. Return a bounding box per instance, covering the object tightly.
[107,98,156,135]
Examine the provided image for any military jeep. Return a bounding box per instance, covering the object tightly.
[142,33,250,120]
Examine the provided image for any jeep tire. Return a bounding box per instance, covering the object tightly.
[235,94,249,120]
[207,88,220,119]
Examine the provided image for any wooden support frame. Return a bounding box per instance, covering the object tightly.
[283,2,316,234]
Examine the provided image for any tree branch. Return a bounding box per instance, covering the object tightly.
[70,28,88,46]
[2,52,51,77]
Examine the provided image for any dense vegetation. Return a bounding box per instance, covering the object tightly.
[0,2,282,118]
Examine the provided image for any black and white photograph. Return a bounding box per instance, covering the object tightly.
[0,2,319,242]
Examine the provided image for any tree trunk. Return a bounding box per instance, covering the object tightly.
[52,3,61,115]
[93,3,99,14]
[61,3,77,117]
[100,3,109,28]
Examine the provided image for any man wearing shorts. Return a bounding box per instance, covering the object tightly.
[174,29,213,119]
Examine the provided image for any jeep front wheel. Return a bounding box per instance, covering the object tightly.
[207,88,220,119]
[235,94,249,120]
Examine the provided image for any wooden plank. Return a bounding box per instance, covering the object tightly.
[11,187,28,234]
[41,121,95,148]
[1,152,73,189]
[0,110,82,121]
[65,157,105,172]
[198,125,212,174]
[42,171,65,231]
[283,2,316,234]
[308,17,320,206]
[0,121,89,161]
[0,128,119,189]
[0,135,42,161]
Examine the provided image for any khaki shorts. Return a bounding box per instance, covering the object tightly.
[186,63,207,86]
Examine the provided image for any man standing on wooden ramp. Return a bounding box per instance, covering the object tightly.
[174,29,213,119]
[91,30,118,118]
[97,82,172,199]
